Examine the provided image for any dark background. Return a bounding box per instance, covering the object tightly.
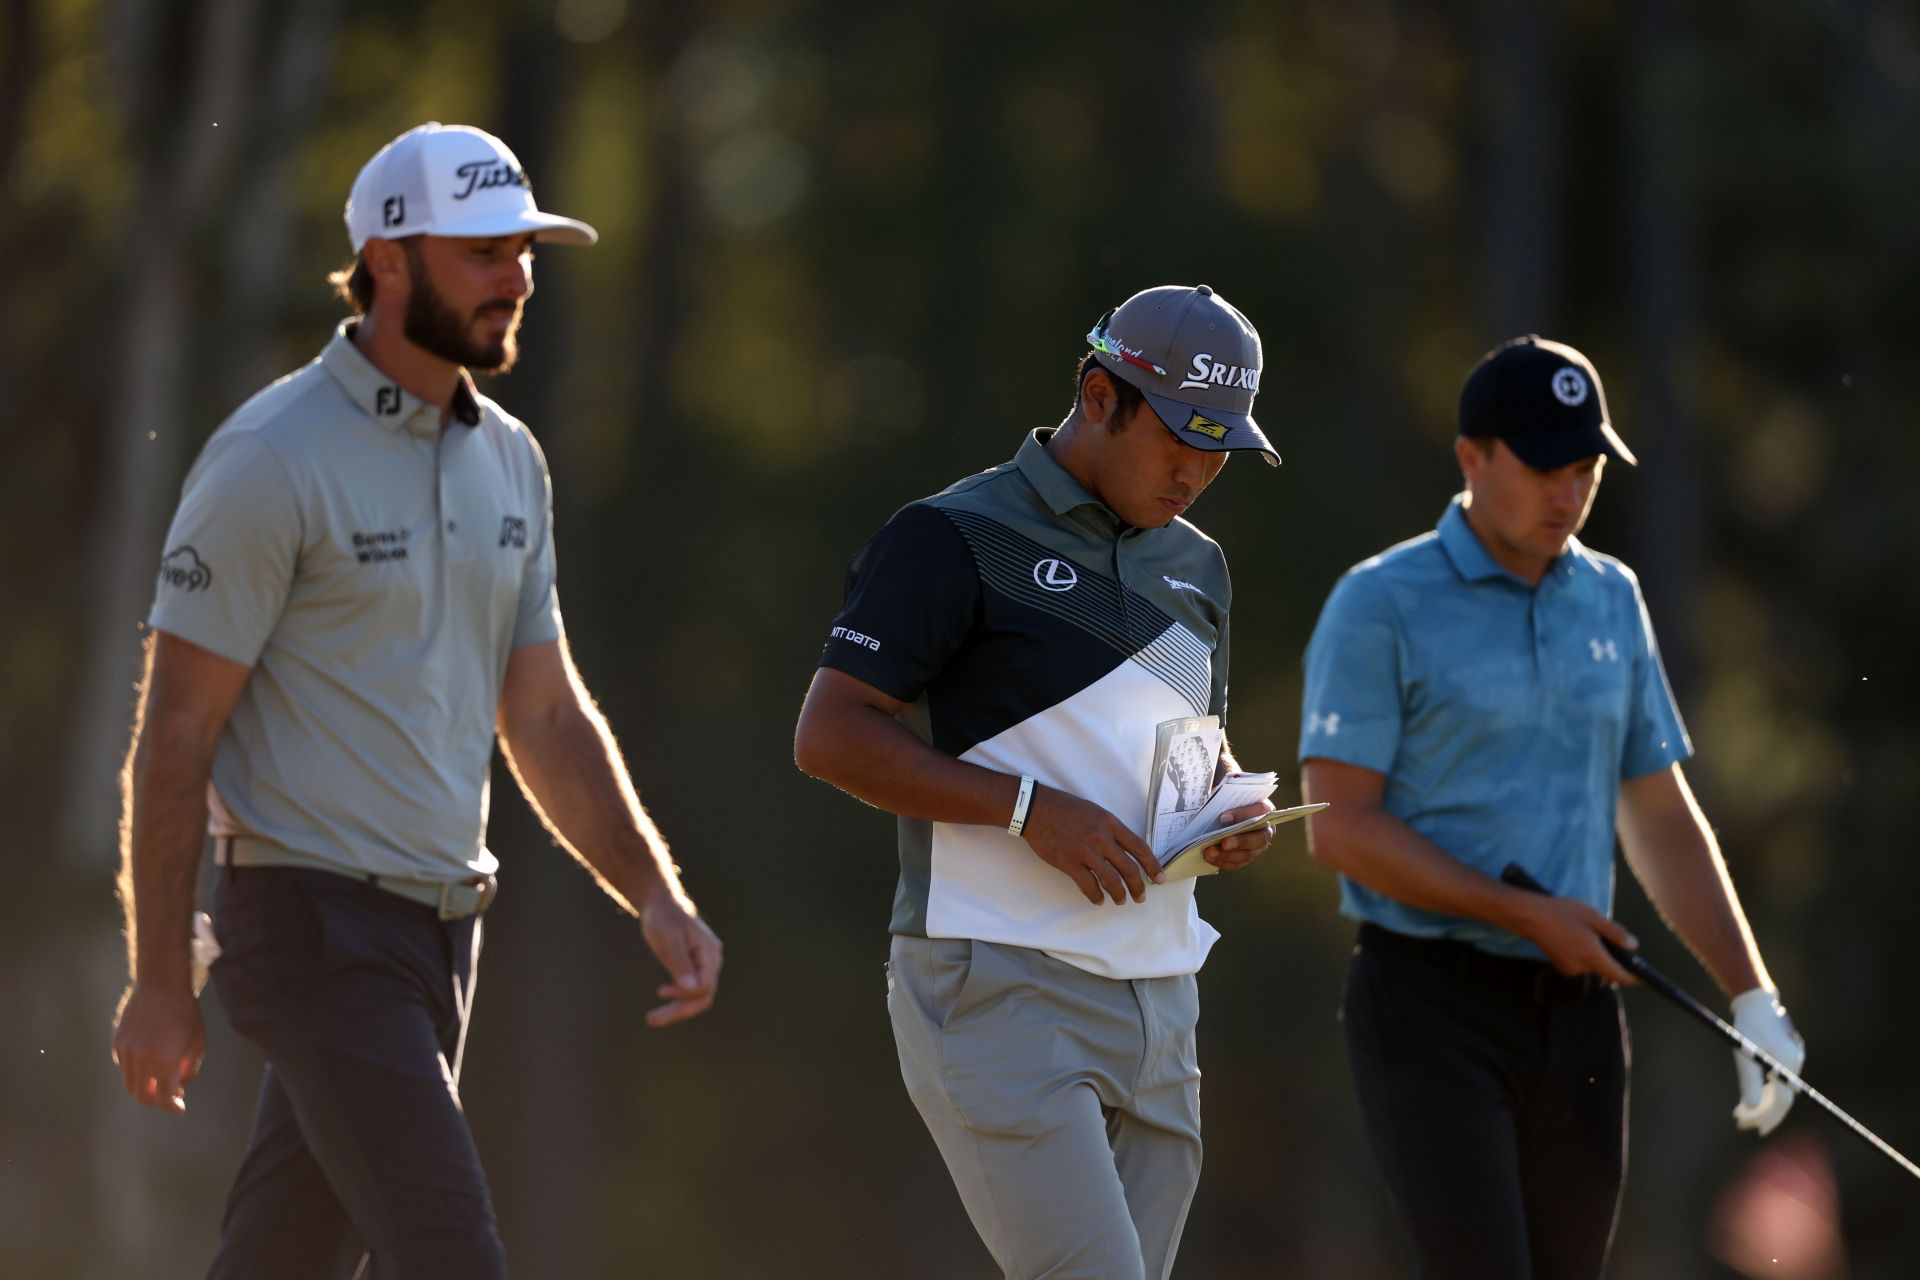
[2,1,1915,1276]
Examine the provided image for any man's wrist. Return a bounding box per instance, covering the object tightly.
[131,949,195,995]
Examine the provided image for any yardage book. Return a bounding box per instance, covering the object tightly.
[1146,715,1328,882]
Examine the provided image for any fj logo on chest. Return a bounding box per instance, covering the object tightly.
[499,516,528,548]
[1589,638,1619,662]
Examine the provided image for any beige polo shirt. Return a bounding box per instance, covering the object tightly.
[148,322,562,882]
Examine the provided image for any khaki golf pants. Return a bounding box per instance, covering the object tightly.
[888,935,1203,1280]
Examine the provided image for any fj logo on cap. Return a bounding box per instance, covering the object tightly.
[1551,368,1590,407]
[382,195,406,227]
[1033,559,1079,592]
[1183,413,1229,441]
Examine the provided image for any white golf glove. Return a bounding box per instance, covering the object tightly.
[1729,987,1805,1137]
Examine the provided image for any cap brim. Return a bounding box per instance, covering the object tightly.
[1142,389,1280,467]
[420,209,599,246]
[1503,420,1637,470]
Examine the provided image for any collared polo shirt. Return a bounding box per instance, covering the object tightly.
[148,321,562,882]
[1298,496,1689,958]
[820,428,1233,980]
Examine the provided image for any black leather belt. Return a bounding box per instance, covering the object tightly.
[1357,922,1605,1004]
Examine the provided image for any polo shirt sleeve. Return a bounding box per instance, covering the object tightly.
[819,502,979,703]
[1298,570,1403,772]
[1620,571,1692,778]
[146,431,300,667]
[511,438,563,647]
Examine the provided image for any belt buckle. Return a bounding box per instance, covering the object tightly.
[435,875,497,922]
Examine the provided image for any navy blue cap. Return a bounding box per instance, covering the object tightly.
[1459,336,1636,470]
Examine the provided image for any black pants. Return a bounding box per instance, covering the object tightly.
[1342,924,1629,1280]
[204,865,505,1280]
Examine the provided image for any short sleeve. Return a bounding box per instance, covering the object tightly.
[511,441,562,647]
[1298,570,1404,771]
[147,431,301,666]
[1620,574,1692,778]
[819,502,979,702]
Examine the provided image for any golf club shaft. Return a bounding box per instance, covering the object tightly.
[1498,864,1920,1183]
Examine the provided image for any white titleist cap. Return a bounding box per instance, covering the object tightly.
[344,122,598,253]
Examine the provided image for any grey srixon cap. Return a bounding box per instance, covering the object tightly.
[1088,284,1277,466]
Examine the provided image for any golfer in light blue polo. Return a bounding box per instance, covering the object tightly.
[1299,335,1805,1278]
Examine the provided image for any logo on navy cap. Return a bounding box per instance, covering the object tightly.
[1551,368,1589,407]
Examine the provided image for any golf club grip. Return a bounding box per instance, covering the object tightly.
[1496,864,1642,972]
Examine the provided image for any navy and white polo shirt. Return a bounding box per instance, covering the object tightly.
[820,428,1234,980]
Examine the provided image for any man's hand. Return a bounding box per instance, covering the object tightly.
[1201,800,1278,872]
[111,982,206,1115]
[638,895,723,1028]
[1508,892,1641,986]
[1730,988,1805,1137]
[1022,785,1163,905]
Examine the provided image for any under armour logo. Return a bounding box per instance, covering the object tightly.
[375,386,401,415]
[1308,711,1342,736]
[1589,638,1619,662]
[1033,558,1078,592]
[383,195,406,228]
[1552,368,1590,407]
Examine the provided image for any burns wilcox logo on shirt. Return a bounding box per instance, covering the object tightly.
[830,625,881,652]
[352,528,411,564]
[157,546,213,592]
[1178,354,1260,393]
[1033,558,1078,592]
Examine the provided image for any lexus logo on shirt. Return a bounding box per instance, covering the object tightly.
[1033,558,1078,592]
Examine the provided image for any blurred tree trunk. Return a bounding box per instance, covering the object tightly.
[80,2,260,1262]
[213,0,348,405]
[1623,0,1701,697]
[57,2,347,1272]
[1478,0,1561,336]
[479,14,607,1278]
[61,0,260,867]
[0,0,36,176]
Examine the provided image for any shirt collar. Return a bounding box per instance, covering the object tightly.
[1016,428,1111,518]
[319,320,483,435]
[1436,495,1603,590]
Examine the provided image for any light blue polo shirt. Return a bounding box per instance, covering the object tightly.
[1299,497,1690,958]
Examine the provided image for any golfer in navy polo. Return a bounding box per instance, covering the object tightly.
[797,285,1284,1280]
[1299,336,1805,1278]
